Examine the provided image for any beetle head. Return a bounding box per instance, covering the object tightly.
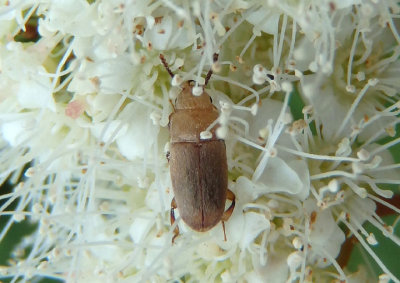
[175,81,215,111]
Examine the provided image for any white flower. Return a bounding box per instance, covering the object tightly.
[0,1,399,283]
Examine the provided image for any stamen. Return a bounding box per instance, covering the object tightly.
[346,28,360,89]
[340,217,399,282]
[253,88,291,181]
[334,80,374,140]
[212,74,260,105]
[239,33,256,60]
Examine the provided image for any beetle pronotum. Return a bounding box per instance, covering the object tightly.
[160,54,235,243]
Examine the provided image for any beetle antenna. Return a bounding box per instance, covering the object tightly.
[159,54,175,78]
[204,52,219,86]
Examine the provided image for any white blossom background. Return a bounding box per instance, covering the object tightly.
[0,0,400,283]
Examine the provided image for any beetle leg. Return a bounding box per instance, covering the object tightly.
[166,151,170,162]
[205,52,219,86]
[170,197,180,244]
[222,189,235,221]
[169,99,175,112]
[221,189,236,241]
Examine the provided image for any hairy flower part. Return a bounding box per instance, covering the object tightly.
[0,1,399,283]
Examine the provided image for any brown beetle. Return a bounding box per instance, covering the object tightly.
[160,54,235,243]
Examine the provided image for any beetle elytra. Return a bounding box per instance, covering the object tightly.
[160,54,235,243]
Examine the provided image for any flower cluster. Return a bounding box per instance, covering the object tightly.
[0,0,399,282]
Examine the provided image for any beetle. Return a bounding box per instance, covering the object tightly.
[159,54,235,243]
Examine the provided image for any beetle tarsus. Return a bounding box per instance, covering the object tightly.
[222,221,227,241]
[221,189,235,241]
[170,197,180,244]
